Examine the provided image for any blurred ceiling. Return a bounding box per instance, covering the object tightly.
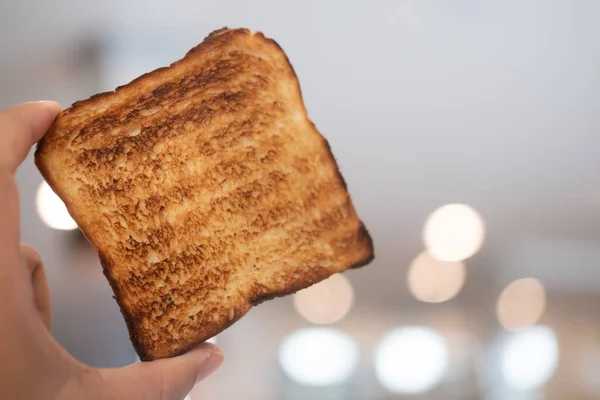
[2,0,600,298]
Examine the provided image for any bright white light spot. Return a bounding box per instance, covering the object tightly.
[375,327,449,394]
[423,204,485,261]
[497,278,546,332]
[501,326,558,391]
[293,273,354,324]
[36,181,78,230]
[278,328,358,386]
[407,251,466,303]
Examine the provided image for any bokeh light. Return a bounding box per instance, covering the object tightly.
[375,327,449,394]
[423,204,485,261]
[501,326,559,391]
[497,278,546,332]
[408,251,466,303]
[36,181,78,231]
[278,328,359,386]
[293,273,354,324]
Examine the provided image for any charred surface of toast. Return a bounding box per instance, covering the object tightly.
[35,28,374,360]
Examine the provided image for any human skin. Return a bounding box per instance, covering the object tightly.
[0,101,224,400]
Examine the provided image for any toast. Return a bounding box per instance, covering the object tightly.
[35,28,374,361]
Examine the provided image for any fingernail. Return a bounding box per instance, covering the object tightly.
[195,347,224,383]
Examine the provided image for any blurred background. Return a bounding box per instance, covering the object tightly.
[3,0,600,399]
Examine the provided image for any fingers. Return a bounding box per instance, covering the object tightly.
[0,175,21,280]
[20,244,51,329]
[101,344,224,400]
[0,102,61,281]
[0,101,61,173]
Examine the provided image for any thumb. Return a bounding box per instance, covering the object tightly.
[0,101,61,173]
[101,344,224,400]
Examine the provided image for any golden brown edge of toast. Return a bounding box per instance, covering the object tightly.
[34,27,375,361]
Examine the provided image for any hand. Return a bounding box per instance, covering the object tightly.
[0,102,224,400]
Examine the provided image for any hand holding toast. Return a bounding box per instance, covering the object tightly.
[0,102,222,400]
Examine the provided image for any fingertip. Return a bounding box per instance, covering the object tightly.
[194,346,224,384]
[0,100,63,172]
[20,101,62,144]
[117,343,224,399]
[213,345,224,359]
[179,343,223,384]
[28,101,62,123]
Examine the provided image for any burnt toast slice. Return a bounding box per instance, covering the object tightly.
[35,28,374,361]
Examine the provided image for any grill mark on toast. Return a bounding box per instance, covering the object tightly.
[68,53,269,150]
[34,28,374,360]
[115,175,358,338]
[94,164,344,264]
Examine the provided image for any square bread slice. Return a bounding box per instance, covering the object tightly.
[35,28,374,360]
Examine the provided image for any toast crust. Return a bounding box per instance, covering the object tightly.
[35,28,374,360]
